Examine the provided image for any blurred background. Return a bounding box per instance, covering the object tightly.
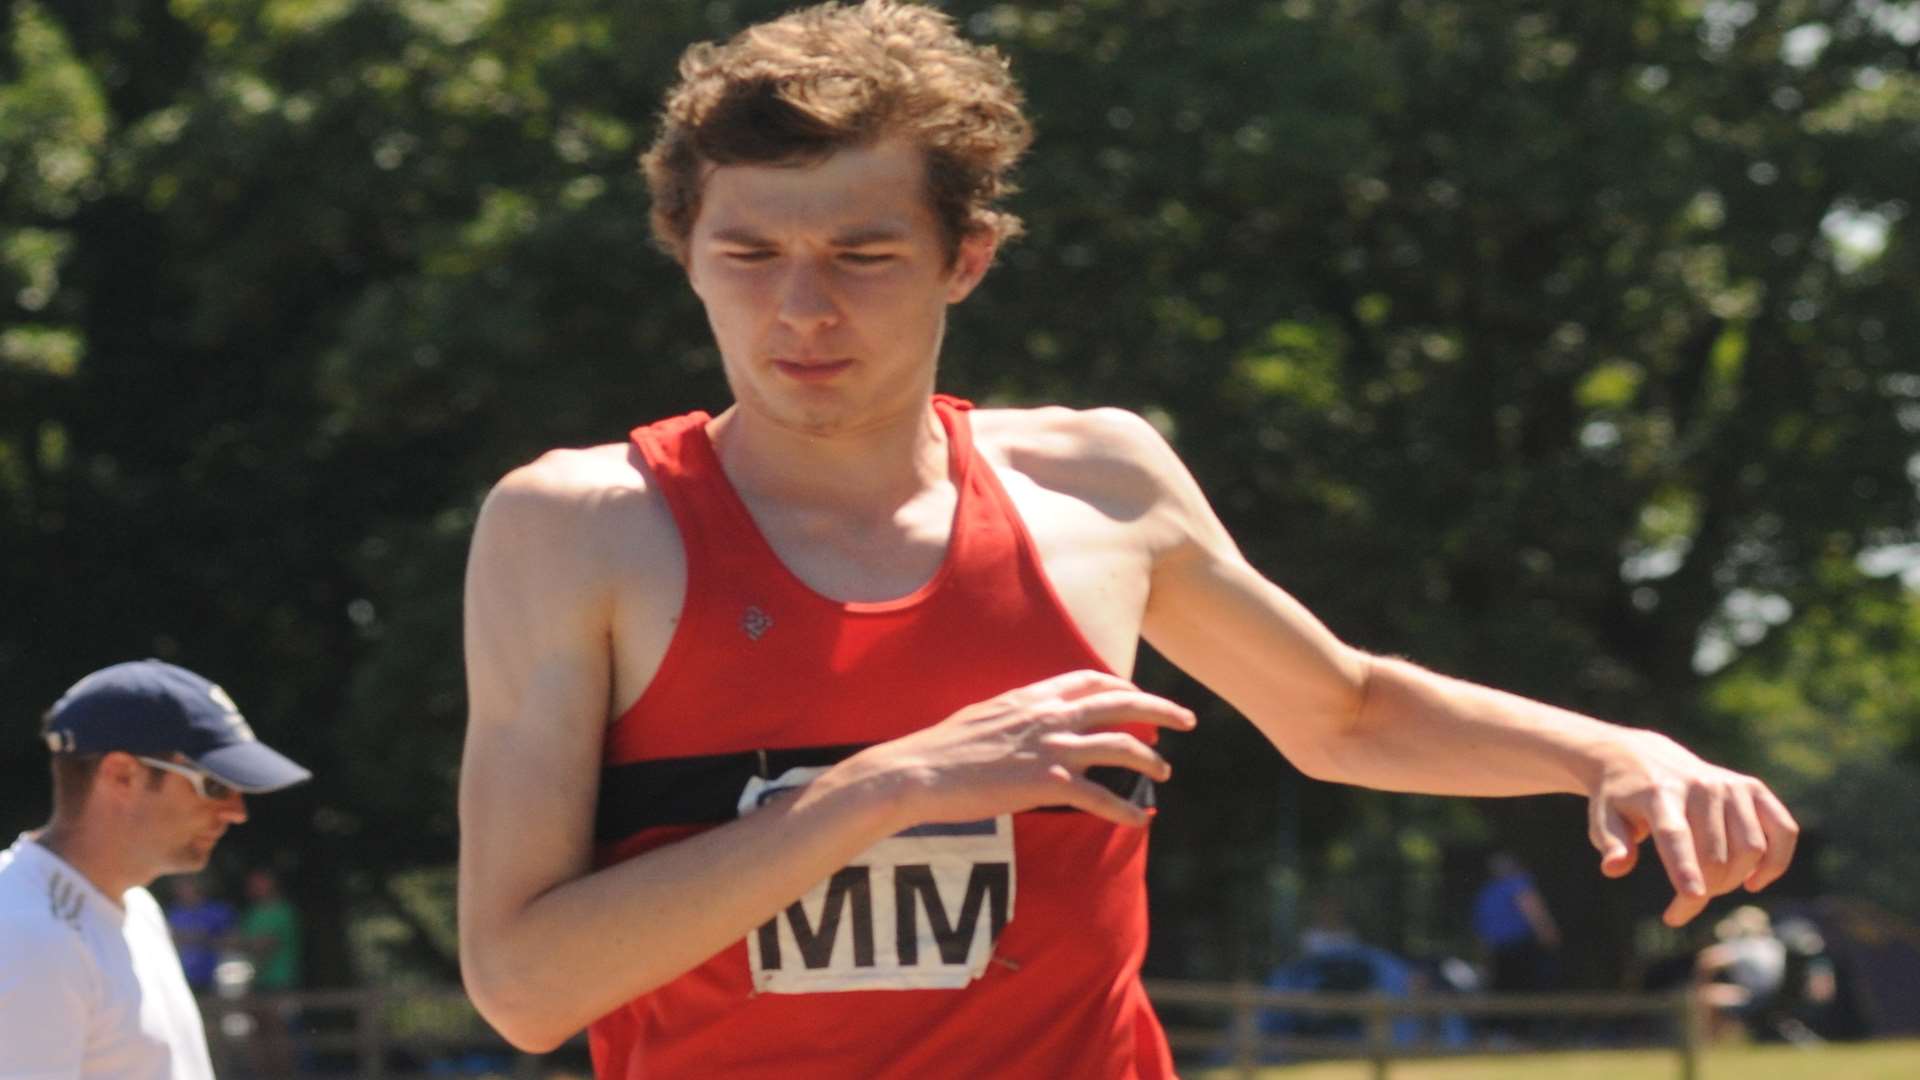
[4,0,1918,1067]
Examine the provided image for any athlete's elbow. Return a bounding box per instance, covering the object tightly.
[1273,718,1386,786]
[466,977,576,1053]
[1281,742,1343,784]
[496,1018,573,1056]
[1253,654,1377,784]
[500,1025,573,1055]
[1283,704,1390,785]
[462,946,579,1053]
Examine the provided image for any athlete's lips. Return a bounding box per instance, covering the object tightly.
[772,357,854,381]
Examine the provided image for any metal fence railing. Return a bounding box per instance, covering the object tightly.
[199,982,1703,1079]
[1143,979,1702,1079]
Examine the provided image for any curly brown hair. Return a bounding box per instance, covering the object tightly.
[640,0,1033,265]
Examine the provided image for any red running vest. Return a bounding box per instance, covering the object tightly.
[588,396,1173,1079]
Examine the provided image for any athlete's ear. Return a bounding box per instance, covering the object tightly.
[944,230,997,304]
[95,752,145,798]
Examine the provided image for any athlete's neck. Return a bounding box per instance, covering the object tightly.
[707,397,949,519]
[32,821,137,908]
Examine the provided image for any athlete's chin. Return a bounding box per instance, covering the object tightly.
[762,396,866,437]
[738,377,926,440]
[167,842,219,873]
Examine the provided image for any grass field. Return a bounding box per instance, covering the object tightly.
[1193,1039,1920,1080]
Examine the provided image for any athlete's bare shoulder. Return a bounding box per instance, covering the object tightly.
[470,440,681,604]
[971,405,1189,513]
[483,440,671,542]
[490,441,650,506]
[969,402,1165,449]
[969,404,1237,562]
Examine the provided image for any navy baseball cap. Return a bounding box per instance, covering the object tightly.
[43,660,312,794]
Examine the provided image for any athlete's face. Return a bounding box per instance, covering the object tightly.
[133,756,248,875]
[684,138,994,436]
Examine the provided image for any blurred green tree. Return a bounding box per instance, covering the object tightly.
[3,0,1916,988]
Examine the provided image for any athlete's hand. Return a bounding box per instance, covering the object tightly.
[1587,730,1798,927]
[844,669,1196,831]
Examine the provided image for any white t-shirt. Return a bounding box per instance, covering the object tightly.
[1721,933,1789,997]
[0,834,214,1079]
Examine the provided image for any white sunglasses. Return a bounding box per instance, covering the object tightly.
[136,756,240,801]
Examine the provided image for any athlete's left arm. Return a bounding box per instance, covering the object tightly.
[1087,409,1797,927]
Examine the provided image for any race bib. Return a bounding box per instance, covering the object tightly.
[739,767,1016,993]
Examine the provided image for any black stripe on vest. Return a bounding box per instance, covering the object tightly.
[595,745,1156,844]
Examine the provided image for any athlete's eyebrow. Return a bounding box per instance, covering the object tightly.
[705,223,912,247]
[710,224,910,245]
[708,227,775,246]
[830,224,911,247]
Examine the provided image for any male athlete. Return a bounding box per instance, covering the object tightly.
[457,4,1798,1076]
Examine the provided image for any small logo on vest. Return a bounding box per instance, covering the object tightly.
[742,605,774,641]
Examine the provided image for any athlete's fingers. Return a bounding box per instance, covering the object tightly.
[1042,765,1153,828]
[1055,689,1196,733]
[1589,802,1638,879]
[1718,792,1768,892]
[1048,731,1171,781]
[1649,795,1706,896]
[1663,888,1712,928]
[1013,669,1135,704]
[1743,787,1800,892]
[1688,785,1730,868]
[1647,794,1708,926]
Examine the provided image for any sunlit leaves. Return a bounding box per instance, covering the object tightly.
[1233,321,1348,412]
[0,3,109,216]
[0,326,81,377]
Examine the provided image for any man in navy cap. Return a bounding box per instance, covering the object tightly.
[0,659,311,1079]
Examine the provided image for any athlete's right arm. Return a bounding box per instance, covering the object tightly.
[456,454,1193,1052]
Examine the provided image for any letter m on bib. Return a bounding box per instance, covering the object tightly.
[893,862,1009,966]
[746,814,1016,993]
[755,866,875,971]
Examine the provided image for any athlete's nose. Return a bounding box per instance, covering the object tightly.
[775,259,841,335]
[217,792,249,825]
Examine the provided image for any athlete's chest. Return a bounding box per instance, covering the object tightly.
[604,457,1151,715]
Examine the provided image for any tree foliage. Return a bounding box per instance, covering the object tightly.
[4,0,1917,985]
